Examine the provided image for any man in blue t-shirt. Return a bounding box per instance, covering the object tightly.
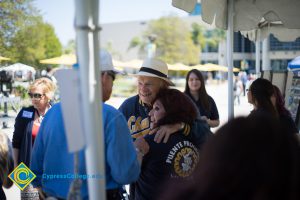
[31,50,140,199]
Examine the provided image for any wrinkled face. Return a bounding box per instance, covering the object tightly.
[149,99,166,129]
[138,76,162,106]
[29,87,48,110]
[188,72,201,92]
[101,72,114,102]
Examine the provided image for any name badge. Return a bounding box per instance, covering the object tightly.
[22,111,33,118]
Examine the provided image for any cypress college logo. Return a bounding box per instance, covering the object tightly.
[9,162,36,190]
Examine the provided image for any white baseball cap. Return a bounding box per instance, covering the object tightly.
[100,49,122,74]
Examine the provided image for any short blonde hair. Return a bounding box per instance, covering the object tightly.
[29,77,56,100]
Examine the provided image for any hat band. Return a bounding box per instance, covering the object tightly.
[139,67,167,78]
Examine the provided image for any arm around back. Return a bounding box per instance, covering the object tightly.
[104,105,140,185]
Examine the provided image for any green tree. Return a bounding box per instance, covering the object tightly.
[146,16,199,65]
[191,23,206,49]
[0,0,39,56]
[204,29,226,50]
[129,16,200,65]
[191,23,226,52]
[128,36,147,55]
[10,20,62,68]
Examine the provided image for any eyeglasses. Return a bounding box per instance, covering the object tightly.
[28,93,44,99]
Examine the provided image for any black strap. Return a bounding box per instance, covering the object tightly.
[139,67,167,78]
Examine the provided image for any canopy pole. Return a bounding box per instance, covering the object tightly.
[255,30,261,74]
[74,0,106,199]
[227,0,234,119]
[262,36,271,71]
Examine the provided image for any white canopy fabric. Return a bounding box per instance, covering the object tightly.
[241,24,300,42]
[288,56,300,71]
[1,63,36,73]
[173,0,300,31]
[172,0,300,119]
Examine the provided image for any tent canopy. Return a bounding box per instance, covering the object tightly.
[0,56,10,61]
[288,56,300,71]
[1,63,35,73]
[40,54,77,66]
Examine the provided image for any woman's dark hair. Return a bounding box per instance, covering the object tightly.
[160,114,300,200]
[273,85,291,117]
[184,69,210,112]
[155,89,197,127]
[249,78,278,117]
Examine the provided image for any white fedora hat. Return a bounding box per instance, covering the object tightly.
[135,58,174,86]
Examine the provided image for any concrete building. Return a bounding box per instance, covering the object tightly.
[100,15,300,73]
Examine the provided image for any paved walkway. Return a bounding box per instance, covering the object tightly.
[1,81,253,199]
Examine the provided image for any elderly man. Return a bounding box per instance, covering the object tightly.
[119,58,211,146]
[30,50,140,200]
[119,59,173,140]
[119,58,211,200]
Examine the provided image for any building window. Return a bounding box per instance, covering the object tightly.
[271,59,292,72]
[234,32,255,53]
[270,34,300,51]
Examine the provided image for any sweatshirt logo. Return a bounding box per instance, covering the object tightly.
[128,116,150,138]
[166,141,199,178]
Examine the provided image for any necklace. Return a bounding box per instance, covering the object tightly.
[36,110,45,123]
[36,104,51,123]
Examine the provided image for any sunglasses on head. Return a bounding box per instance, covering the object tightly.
[28,93,44,99]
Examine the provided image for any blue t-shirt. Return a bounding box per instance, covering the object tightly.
[31,103,140,199]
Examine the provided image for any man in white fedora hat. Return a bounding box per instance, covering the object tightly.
[119,57,212,199]
[119,58,202,145]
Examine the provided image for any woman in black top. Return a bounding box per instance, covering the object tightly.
[184,69,220,128]
[247,78,298,136]
[133,89,200,200]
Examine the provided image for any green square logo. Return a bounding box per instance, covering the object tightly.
[8,162,36,191]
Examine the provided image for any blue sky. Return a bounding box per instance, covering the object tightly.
[34,0,187,45]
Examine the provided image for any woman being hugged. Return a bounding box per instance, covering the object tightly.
[12,77,56,200]
[184,69,220,128]
[133,89,200,200]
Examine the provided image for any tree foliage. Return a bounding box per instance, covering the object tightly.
[191,23,226,51]
[0,0,38,55]
[63,39,76,54]
[0,0,62,69]
[130,16,199,65]
[146,16,199,65]
[9,20,62,68]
